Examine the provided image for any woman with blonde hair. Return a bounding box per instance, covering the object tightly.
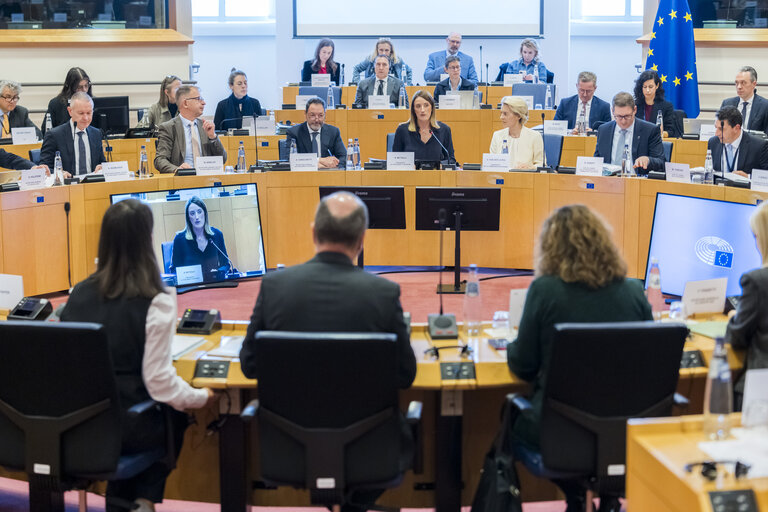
[495,38,548,83]
[507,204,651,511]
[392,89,454,164]
[137,75,181,129]
[351,37,413,85]
[489,96,543,170]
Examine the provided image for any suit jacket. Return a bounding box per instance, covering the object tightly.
[5,106,42,138]
[423,50,477,82]
[39,122,106,175]
[239,251,417,389]
[392,121,454,163]
[301,60,341,85]
[353,76,407,108]
[636,99,681,138]
[0,148,34,170]
[594,119,665,173]
[351,58,412,86]
[707,131,768,175]
[153,116,227,174]
[553,94,612,130]
[433,77,476,98]
[721,93,768,133]
[286,122,346,164]
[213,94,262,131]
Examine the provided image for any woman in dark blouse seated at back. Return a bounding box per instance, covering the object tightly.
[45,67,92,132]
[213,68,262,131]
[507,204,651,512]
[634,69,680,138]
[170,196,232,283]
[392,90,455,166]
[301,38,341,85]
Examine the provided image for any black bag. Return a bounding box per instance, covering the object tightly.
[469,399,522,512]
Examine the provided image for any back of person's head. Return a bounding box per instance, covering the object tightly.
[716,105,743,128]
[58,67,91,101]
[501,95,529,124]
[536,204,627,288]
[175,84,198,105]
[312,38,338,72]
[314,191,369,249]
[750,200,768,265]
[612,91,635,110]
[94,199,165,300]
[159,75,181,107]
[633,69,665,105]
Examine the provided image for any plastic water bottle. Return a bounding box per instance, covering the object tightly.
[545,86,553,110]
[704,149,714,185]
[45,112,53,133]
[346,139,354,170]
[53,151,64,185]
[326,85,335,110]
[703,337,733,440]
[501,139,509,154]
[289,139,297,155]
[237,141,247,172]
[532,63,539,84]
[398,86,407,109]
[576,113,587,136]
[138,145,148,178]
[621,144,635,176]
[463,264,482,338]
[340,65,345,86]
[473,88,481,109]
[353,138,361,170]
[656,110,664,137]
[141,108,149,124]
[645,257,665,321]
[269,109,276,127]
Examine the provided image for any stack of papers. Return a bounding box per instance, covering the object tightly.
[206,336,245,358]
[171,335,207,360]
[699,428,768,478]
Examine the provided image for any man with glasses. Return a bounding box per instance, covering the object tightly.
[424,32,477,83]
[553,71,611,133]
[708,105,768,177]
[594,92,665,174]
[720,66,768,134]
[154,85,226,174]
[0,80,41,139]
[432,56,477,99]
[285,97,345,169]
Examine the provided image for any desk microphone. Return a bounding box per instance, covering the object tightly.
[210,239,239,274]
[430,130,455,168]
[538,112,550,172]
[479,45,483,83]
[427,207,458,340]
[98,114,113,162]
[485,63,490,103]
[253,113,261,169]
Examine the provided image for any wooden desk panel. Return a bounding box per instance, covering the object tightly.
[347,109,410,161]
[670,138,709,168]
[560,135,598,167]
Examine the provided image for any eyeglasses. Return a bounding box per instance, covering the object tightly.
[186,96,204,102]
[577,88,595,95]
[447,66,461,71]
[76,81,91,90]
[614,114,634,121]
[0,95,20,102]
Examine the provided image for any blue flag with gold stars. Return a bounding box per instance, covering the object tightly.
[645,0,700,117]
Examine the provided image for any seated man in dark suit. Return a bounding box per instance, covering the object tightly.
[594,92,665,174]
[154,85,227,174]
[0,149,48,172]
[720,66,768,134]
[240,191,417,512]
[0,80,42,139]
[353,54,407,109]
[553,71,611,133]
[285,97,346,169]
[433,56,476,99]
[708,105,768,177]
[39,92,105,176]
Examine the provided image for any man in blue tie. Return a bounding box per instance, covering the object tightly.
[720,66,768,134]
[285,97,346,169]
[708,105,768,177]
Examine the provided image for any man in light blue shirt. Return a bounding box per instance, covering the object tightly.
[424,32,477,84]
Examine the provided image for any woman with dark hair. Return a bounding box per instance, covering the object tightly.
[137,75,181,129]
[170,196,232,282]
[634,69,680,137]
[44,67,92,131]
[213,68,262,131]
[301,38,341,85]
[61,199,214,512]
[392,89,454,164]
[507,204,651,512]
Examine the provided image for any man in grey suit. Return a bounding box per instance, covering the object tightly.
[353,55,407,109]
[286,97,346,168]
[153,85,227,173]
[720,66,768,134]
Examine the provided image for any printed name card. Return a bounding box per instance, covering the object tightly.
[101,161,133,182]
[253,117,276,136]
[699,124,716,141]
[482,153,509,171]
[176,265,203,286]
[368,95,391,109]
[295,95,315,111]
[311,74,331,87]
[543,120,568,136]
[195,156,224,176]
[0,274,23,310]
[503,74,524,86]
[19,167,47,190]
[11,127,38,144]
[289,153,319,171]
[138,15,152,26]
[576,156,604,176]
[751,169,768,192]
[386,152,415,170]
[665,162,691,183]
[682,277,728,314]
[438,95,461,110]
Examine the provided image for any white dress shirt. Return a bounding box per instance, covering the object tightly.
[374,76,389,95]
[611,122,635,164]
[308,125,322,157]
[721,131,744,173]
[70,119,91,174]
[740,94,755,130]
[578,97,594,125]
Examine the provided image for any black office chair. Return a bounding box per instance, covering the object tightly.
[242,331,422,511]
[386,133,395,153]
[542,133,563,169]
[662,140,673,162]
[0,321,175,512]
[298,86,342,105]
[278,138,289,161]
[508,322,688,512]
[546,70,555,84]
[29,149,41,165]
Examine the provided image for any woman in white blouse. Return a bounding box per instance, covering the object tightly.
[489,96,544,170]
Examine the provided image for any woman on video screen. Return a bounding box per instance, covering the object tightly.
[170,196,232,282]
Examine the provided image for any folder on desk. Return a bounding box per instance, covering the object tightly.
[688,320,727,339]
[171,335,207,360]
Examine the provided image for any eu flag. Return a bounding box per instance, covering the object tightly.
[645,0,700,117]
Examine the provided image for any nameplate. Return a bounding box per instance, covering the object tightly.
[751,169,768,192]
[195,156,224,176]
[665,162,691,183]
[503,74,524,86]
[289,153,318,171]
[0,273,23,310]
[295,95,315,111]
[699,124,716,141]
[176,265,203,286]
[439,95,461,110]
[518,96,534,110]
[482,153,509,171]
[101,161,133,182]
[386,152,415,170]
[253,117,276,136]
[742,369,768,427]
[682,277,727,315]
[19,167,47,191]
[543,120,568,136]
[576,156,603,176]
[53,12,67,22]
[368,95,391,110]
[139,15,152,26]
[11,127,37,144]
[311,74,331,87]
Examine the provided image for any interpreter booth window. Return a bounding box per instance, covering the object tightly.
[687,0,768,28]
[0,0,166,29]
[191,0,273,20]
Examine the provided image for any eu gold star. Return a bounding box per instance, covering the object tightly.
[669,9,677,19]
[651,64,659,71]
[685,71,693,80]
[673,77,681,86]
[650,31,656,39]
[660,74,668,83]
[648,48,654,57]
[684,12,692,22]
[658,17,664,25]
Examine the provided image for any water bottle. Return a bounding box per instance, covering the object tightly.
[645,257,665,321]
[473,88,481,109]
[621,144,634,176]
[289,139,297,155]
[656,110,664,137]
[53,151,64,186]
[326,85,335,110]
[138,145,148,178]
[236,141,247,172]
[340,65,345,86]
[704,149,714,185]
[353,138,361,170]
[703,337,733,440]
[501,139,509,154]
[463,264,482,338]
[346,139,354,170]
[269,109,276,128]
[576,113,587,136]
[45,112,53,133]
[398,86,407,109]
[545,86,553,110]
[532,63,539,84]
[141,108,149,124]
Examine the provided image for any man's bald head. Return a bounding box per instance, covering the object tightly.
[314,191,369,249]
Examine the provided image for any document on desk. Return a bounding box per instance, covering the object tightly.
[171,335,207,360]
[206,335,245,358]
[699,428,768,478]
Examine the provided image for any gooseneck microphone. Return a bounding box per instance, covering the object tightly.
[538,112,550,172]
[479,45,483,83]
[430,130,455,168]
[210,239,238,274]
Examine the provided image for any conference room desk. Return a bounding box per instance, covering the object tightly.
[626,415,768,511]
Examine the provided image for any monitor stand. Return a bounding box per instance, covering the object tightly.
[437,210,467,294]
[177,281,239,295]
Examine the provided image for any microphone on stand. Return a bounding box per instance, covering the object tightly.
[486,63,490,106]
[252,113,261,170]
[537,112,551,172]
[479,45,483,83]
[210,239,239,275]
[430,130,455,169]
[340,63,345,86]
[98,114,113,162]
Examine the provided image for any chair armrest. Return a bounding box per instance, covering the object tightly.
[241,399,260,422]
[405,401,424,475]
[507,393,533,414]
[673,393,690,408]
[406,401,422,424]
[126,399,160,417]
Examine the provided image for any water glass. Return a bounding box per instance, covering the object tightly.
[669,301,688,321]
[492,310,510,339]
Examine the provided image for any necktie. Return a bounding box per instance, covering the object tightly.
[377,80,384,95]
[189,123,201,160]
[726,144,734,170]
[77,132,87,175]
[581,102,587,119]
[1,113,8,138]
[742,101,749,128]
[613,129,627,164]
[311,131,319,156]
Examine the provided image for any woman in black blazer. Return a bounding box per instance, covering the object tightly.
[634,69,681,138]
[213,68,262,131]
[392,90,454,166]
[301,38,341,85]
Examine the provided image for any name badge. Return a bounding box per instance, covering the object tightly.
[311,74,331,87]
[751,168,768,192]
[289,153,319,171]
[503,74,524,86]
[295,95,315,111]
[482,153,509,171]
[576,156,603,176]
[11,127,38,144]
[386,152,415,170]
[19,167,47,190]
[439,95,461,110]
[0,273,23,310]
[543,120,568,136]
[664,162,691,183]
[699,124,716,141]
[368,95,391,110]
[682,277,728,315]
[195,156,224,176]
[101,161,133,182]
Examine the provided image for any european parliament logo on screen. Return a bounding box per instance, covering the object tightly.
[695,236,734,268]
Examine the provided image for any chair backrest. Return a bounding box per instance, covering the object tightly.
[29,149,41,165]
[546,70,555,84]
[0,321,122,479]
[298,86,342,105]
[511,83,556,108]
[386,132,395,153]
[539,322,687,495]
[161,241,173,273]
[253,331,402,493]
[278,138,289,161]
[662,140,673,161]
[542,133,563,169]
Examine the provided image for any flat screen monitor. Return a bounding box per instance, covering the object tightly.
[93,96,130,135]
[318,187,405,229]
[110,184,267,289]
[414,187,501,231]
[646,193,761,297]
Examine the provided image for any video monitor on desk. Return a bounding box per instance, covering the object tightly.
[111,184,267,292]
[319,187,406,229]
[646,193,761,297]
[93,96,130,136]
